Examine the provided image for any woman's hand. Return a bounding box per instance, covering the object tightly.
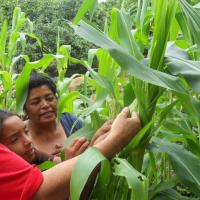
[64,137,90,160]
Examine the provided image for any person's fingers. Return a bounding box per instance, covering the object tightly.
[120,107,130,118]
[52,149,61,156]
[69,138,79,148]
[131,112,139,119]
[76,140,90,154]
[71,137,87,151]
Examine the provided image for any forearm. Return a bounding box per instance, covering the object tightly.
[32,137,118,200]
[33,156,78,200]
[93,135,121,159]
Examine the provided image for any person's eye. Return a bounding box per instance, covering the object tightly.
[31,101,40,105]
[46,95,55,102]
[10,136,18,144]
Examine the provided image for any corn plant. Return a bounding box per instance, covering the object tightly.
[0,7,41,110]
[66,0,200,199]
[1,1,200,200]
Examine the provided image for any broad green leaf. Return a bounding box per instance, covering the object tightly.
[63,124,94,148]
[83,61,116,99]
[149,178,179,199]
[179,0,200,47]
[150,0,178,70]
[114,8,143,60]
[72,20,186,93]
[154,188,198,200]
[57,45,71,81]
[90,161,111,200]
[25,33,42,48]
[0,71,12,91]
[151,138,200,196]
[73,0,97,24]
[0,20,7,65]
[113,158,148,200]
[166,56,200,93]
[57,91,79,119]
[79,91,106,118]
[70,147,110,200]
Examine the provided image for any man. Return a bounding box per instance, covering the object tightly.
[0,108,141,200]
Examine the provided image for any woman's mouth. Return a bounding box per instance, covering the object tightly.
[40,111,55,118]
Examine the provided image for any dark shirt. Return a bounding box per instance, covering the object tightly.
[60,112,82,137]
[32,149,54,165]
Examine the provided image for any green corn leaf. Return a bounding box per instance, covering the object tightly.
[114,8,143,60]
[0,20,7,65]
[79,90,107,117]
[83,61,116,99]
[113,158,148,200]
[57,45,71,81]
[72,20,186,93]
[63,124,94,148]
[149,178,179,199]
[166,56,200,93]
[90,161,111,199]
[154,188,198,200]
[57,91,79,119]
[150,0,178,70]
[151,138,200,196]
[179,0,200,47]
[0,71,12,92]
[175,92,200,122]
[73,0,97,24]
[70,147,110,200]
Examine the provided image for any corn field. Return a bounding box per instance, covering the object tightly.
[1,0,200,199]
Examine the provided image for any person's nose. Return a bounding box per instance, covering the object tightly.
[23,134,32,147]
[40,99,48,108]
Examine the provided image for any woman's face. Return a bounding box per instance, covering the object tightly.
[1,116,35,163]
[25,85,57,125]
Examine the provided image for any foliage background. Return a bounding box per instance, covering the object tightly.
[0,0,132,75]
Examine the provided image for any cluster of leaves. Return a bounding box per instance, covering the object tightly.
[2,0,200,199]
[0,0,127,75]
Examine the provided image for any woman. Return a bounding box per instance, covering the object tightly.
[24,71,84,155]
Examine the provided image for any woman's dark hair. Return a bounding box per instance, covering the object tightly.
[28,71,57,96]
[0,109,15,136]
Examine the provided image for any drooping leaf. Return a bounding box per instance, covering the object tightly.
[151,138,200,196]
[72,20,186,93]
[113,158,148,200]
[70,147,110,200]
[166,56,200,93]
[73,0,97,24]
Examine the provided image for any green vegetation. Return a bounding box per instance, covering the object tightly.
[1,0,200,199]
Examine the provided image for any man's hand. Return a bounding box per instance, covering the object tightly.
[93,107,141,159]
[90,120,112,146]
[109,107,141,147]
